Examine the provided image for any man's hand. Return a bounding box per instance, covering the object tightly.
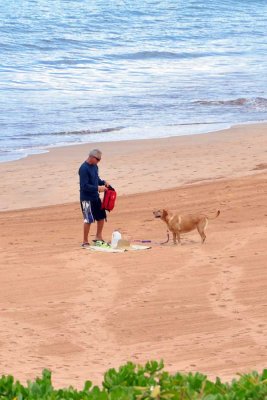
[98,185,107,193]
[104,181,110,188]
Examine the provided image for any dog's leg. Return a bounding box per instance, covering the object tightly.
[200,231,206,243]
[173,232,181,244]
[172,231,177,245]
[197,219,208,243]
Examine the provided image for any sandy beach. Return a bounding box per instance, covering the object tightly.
[0,123,267,388]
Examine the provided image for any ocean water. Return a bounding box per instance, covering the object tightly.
[0,0,266,162]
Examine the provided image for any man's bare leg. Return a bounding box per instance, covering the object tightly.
[95,219,105,241]
[83,222,91,244]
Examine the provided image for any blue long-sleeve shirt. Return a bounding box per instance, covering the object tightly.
[79,161,105,201]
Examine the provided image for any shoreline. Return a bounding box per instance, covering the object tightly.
[0,122,266,212]
[1,121,233,165]
[1,120,266,167]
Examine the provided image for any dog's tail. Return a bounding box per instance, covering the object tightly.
[208,210,220,219]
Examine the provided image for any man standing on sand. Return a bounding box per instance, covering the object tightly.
[79,149,110,248]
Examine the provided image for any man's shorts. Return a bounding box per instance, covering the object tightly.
[80,199,107,223]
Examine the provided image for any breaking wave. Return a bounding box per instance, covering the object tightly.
[194,97,267,109]
[10,126,124,139]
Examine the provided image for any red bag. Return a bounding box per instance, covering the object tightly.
[101,186,117,212]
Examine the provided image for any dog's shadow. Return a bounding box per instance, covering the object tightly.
[166,237,200,246]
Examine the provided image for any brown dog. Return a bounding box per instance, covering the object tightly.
[153,209,220,244]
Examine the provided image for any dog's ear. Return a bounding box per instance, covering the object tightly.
[162,209,168,217]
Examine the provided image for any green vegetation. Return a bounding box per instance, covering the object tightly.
[1,360,267,399]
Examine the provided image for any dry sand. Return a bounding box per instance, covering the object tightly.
[0,123,266,388]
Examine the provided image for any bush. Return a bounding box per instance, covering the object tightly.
[0,360,266,399]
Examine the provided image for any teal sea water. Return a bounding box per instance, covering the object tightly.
[0,0,266,162]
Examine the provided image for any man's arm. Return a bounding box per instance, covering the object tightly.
[98,177,106,186]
